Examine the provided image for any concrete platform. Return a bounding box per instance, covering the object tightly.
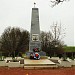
[24,59,58,69]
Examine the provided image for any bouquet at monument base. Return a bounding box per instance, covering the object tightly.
[30,52,40,60]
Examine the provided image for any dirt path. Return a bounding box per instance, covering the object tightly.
[0,67,75,75]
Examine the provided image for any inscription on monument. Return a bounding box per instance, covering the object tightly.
[32,34,39,41]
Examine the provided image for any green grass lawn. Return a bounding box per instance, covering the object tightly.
[63,46,75,52]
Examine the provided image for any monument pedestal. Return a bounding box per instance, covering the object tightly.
[26,51,46,57]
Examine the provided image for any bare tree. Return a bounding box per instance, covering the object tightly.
[50,22,66,46]
[41,31,53,46]
[50,0,70,7]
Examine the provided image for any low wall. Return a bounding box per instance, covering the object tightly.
[0,61,6,66]
[8,62,20,67]
[60,61,72,67]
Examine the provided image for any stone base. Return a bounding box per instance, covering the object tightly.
[26,51,46,56]
[24,59,58,69]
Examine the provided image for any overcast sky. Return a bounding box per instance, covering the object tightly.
[0,0,74,46]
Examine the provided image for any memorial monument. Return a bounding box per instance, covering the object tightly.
[26,3,46,56]
[24,3,57,69]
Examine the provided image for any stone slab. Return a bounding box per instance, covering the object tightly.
[8,62,20,67]
[24,65,58,69]
[0,61,6,66]
[66,58,72,62]
[4,57,12,62]
[50,57,60,60]
[71,60,75,66]
[59,61,72,67]
[24,59,56,65]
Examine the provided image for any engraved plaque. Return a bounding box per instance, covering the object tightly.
[32,34,39,41]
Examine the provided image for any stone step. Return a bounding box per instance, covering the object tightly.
[24,59,58,69]
[24,64,56,66]
[24,65,58,69]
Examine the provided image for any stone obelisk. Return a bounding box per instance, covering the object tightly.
[29,4,41,52]
[26,3,46,56]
